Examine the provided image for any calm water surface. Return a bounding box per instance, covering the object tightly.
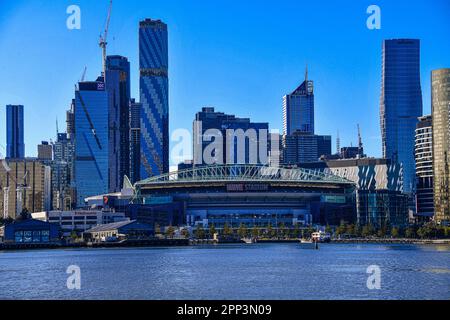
[1,243,449,300]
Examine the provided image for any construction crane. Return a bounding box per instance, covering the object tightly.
[80,66,87,82]
[99,0,113,76]
[1,163,31,219]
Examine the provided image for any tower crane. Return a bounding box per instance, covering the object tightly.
[99,0,113,76]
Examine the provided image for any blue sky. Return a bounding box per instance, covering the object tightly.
[0,0,449,163]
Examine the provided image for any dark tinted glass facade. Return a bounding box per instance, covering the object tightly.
[6,104,25,159]
[380,39,423,193]
[106,55,131,189]
[139,19,169,178]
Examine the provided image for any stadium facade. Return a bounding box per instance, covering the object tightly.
[134,164,356,227]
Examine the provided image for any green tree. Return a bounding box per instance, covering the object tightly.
[252,226,259,238]
[325,224,332,234]
[181,228,190,239]
[391,227,399,238]
[335,220,347,237]
[266,223,274,238]
[292,224,301,239]
[377,225,387,238]
[223,223,233,236]
[362,224,374,237]
[194,224,205,239]
[209,224,217,239]
[166,225,175,239]
[154,223,161,235]
[346,224,355,236]
[405,227,416,239]
[70,231,79,242]
[278,222,286,238]
[238,223,247,238]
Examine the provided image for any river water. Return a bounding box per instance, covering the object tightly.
[1,243,449,300]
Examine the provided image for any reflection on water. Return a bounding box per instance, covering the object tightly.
[0,243,449,300]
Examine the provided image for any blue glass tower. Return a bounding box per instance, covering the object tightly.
[139,19,169,178]
[74,81,109,206]
[283,69,314,135]
[6,104,25,158]
[380,39,423,193]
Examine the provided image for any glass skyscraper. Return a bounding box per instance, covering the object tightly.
[432,68,450,224]
[380,39,423,194]
[283,70,314,135]
[74,81,109,206]
[139,18,169,178]
[106,55,131,189]
[6,104,25,159]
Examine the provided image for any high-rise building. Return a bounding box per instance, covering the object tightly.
[139,18,169,178]
[74,80,109,206]
[283,69,314,135]
[66,100,75,140]
[380,39,423,194]
[6,104,25,159]
[106,55,131,188]
[282,132,331,164]
[52,133,75,210]
[432,68,450,224]
[37,141,53,160]
[193,107,270,165]
[129,99,142,184]
[0,159,51,219]
[414,115,434,220]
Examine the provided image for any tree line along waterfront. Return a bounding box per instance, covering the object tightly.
[154,221,450,241]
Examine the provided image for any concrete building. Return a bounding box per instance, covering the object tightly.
[414,115,434,220]
[0,159,51,219]
[193,107,270,166]
[282,131,331,164]
[37,141,53,161]
[432,68,450,225]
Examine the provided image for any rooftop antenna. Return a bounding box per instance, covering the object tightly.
[56,117,59,136]
[336,130,341,155]
[305,64,308,82]
[357,124,364,158]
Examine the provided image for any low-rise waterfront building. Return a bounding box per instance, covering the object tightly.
[3,219,60,243]
[32,210,128,237]
[83,220,153,242]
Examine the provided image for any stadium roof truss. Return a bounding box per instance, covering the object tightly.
[135,164,353,186]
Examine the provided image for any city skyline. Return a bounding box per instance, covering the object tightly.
[1,0,449,165]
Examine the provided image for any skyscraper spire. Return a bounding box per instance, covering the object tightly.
[305,64,308,82]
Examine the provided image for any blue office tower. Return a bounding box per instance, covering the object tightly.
[380,39,423,193]
[74,81,109,206]
[283,69,314,135]
[6,104,25,158]
[139,18,169,178]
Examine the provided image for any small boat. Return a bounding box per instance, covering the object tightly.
[241,237,256,244]
[299,239,319,249]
